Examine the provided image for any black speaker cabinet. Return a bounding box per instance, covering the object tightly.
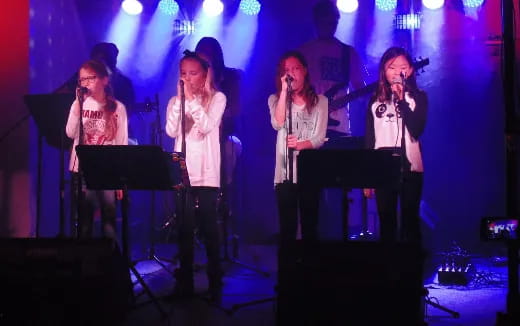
[0,238,132,326]
[277,241,425,326]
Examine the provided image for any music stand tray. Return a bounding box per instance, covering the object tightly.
[298,149,401,189]
[76,145,188,190]
[298,149,401,242]
[76,144,188,319]
[24,94,74,149]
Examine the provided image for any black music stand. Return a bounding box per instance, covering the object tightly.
[76,145,188,320]
[298,148,456,322]
[24,93,74,237]
[298,148,401,240]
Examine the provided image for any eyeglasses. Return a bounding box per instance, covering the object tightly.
[78,75,97,84]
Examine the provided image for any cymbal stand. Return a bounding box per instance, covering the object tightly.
[135,94,177,275]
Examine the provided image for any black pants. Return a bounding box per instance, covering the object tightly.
[376,172,423,244]
[275,182,320,245]
[175,186,222,287]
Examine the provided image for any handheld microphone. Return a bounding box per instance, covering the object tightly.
[400,71,407,84]
[391,77,403,102]
[285,75,294,83]
[179,79,186,100]
[77,86,89,102]
[391,77,402,85]
[179,80,185,97]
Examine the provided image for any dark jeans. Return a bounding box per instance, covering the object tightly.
[375,172,423,244]
[275,182,320,245]
[71,172,117,240]
[175,186,222,287]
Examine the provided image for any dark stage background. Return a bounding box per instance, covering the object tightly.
[2,0,516,259]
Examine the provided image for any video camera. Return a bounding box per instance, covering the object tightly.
[480,217,519,241]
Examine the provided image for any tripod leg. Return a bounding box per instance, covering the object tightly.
[121,187,168,319]
[130,264,168,319]
[425,299,460,318]
[152,254,176,276]
[219,186,270,277]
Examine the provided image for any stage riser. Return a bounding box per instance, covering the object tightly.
[0,238,132,326]
[277,241,425,325]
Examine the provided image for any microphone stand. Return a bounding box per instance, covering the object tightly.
[176,80,189,270]
[394,75,407,244]
[75,88,86,238]
[285,80,294,184]
[399,75,406,186]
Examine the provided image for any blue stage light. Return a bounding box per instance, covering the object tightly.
[394,13,422,30]
[239,0,261,16]
[336,0,359,13]
[375,0,397,11]
[174,19,195,34]
[422,0,445,10]
[203,0,224,17]
[158,0,179,16]
[121,0,143,15]
[463,0,484,8]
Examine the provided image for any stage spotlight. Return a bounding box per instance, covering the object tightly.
[375,0,397,11]
[463,0,484,7]
[203,0,224,17]
[336,0,359,13]
[158,0,179,16]
[174,19,195,34]
[239,0,261,16]
[121,0,143,15]
[422,0,445,10]
[394,13,421,30]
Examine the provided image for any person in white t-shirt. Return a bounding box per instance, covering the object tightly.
[299,0,367,138]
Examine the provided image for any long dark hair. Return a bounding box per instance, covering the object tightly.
[375,47,418,103]
[79,59,118,140]
[275,51,318,112]
[195,37,225,86]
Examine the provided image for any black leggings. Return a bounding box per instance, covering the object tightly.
[275,182,320,244]
[175,186,222,284]
[375,172,423,244]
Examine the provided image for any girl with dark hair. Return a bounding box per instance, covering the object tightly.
[269,51,328,244]
[66,59,128,239]
[364,46,428,244]
[165,50,226,299]
[195,36,243,185]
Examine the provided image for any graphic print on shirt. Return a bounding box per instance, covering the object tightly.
[375,103,400,123]
[294,109,315,141]
[83,110,108,145]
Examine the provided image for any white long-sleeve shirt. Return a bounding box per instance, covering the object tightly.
[165,92,226,187]
[66,96,128,172]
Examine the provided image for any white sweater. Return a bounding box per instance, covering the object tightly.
[165,92,226,187]
[65,96,128,172]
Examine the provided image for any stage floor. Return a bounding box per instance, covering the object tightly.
[122,242,509,326]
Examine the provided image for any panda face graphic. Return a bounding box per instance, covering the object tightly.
[375,103,401,122]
